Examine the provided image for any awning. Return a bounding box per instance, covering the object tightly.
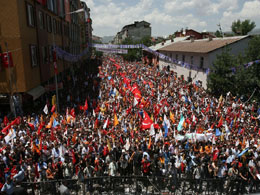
[27,85,45,100]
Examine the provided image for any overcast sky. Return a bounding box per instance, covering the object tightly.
[81,0,260,37]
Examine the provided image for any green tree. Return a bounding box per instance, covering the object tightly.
[215,30,222,37]
[207,47,237,96]
[231,19,256,35]
[140,36,152,47]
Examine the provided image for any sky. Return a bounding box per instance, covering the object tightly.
[81,0,260,37]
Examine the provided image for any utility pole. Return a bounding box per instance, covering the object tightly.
[5,42,16,117]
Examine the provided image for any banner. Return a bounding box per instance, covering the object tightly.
[54,43,260,75]
[96,48,128,54]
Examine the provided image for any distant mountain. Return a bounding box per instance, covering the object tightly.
[102,36,114,43]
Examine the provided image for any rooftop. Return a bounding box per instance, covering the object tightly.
[158,36,249,53]
[149,36,190,51]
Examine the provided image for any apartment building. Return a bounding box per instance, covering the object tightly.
[0,0,92,111]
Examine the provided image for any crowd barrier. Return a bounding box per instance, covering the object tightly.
[20,176,260,195]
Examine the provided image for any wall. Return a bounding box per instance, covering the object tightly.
[159,37,251,89]
[0,0,25,93]
[208,37,251,67]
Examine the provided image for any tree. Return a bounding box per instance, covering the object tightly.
[207,47,237,96]
[208,36,260,102]
[215,30,222,37]
[231,19,256,35]
[140,36,152,47]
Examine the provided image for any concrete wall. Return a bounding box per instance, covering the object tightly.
[159,60,208,88]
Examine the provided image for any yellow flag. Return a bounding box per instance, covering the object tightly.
[114,114,119,126]
[52,95,56,106]
[170,111,175,123]
[107,139,111,151]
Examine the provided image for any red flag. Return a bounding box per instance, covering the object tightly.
[141,111,153,130]
[84,98,88,111]
[51,128,55,141]
[71,150,76,164]
[94,118,99,128]
[37,123,43,135]
[51,105,56,113]
[28,123,35,130]
[3,116,9,126]
[70,108,76,118]
[212,149,219,161]
[120,136,124,145]
[217,116,223,128]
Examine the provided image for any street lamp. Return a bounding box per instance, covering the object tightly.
[53,8,85,113]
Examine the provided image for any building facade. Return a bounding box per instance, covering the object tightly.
[0,0,92,110]
[113,21,151,44]
[79,0,92,59]
[158,36,251,88]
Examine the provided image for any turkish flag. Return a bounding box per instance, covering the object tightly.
[141,111,153,130]
[84,99,88,111]
[1,52,14,68]
[70,108,76,118]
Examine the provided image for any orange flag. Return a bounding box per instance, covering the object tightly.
[170,111,175,123]
[114,113,119,126]
[148,137,152,149]
[72,133,77,144]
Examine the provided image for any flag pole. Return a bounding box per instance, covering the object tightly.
[5,42,16,117]
[52,27,59,113]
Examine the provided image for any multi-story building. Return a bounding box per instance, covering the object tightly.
[79,1,92,58]
[113,21,151,44]
[0,0,91,113]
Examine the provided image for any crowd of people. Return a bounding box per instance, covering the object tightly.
[0,54,259,194]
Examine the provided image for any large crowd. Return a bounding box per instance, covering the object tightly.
[0,55,260,194]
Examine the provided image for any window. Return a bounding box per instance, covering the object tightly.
[27,3,35,27]
[42,46,48,64]
[59,0,65,17]
[47,15,52,32]
[191,56,194,65]
[182,55,185,62]
[176,54,178,61]
[30,45,38,67]
[39,11,44,29]
[200,57,204,69]
[53,19,57,34]
[49,45,53,62]
[47,0,54,12]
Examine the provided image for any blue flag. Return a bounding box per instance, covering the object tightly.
[238,148,248,157]
[216,128,221,136]
[53,119,59,128]
[164,121,168,138]
[177,115,185,131]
